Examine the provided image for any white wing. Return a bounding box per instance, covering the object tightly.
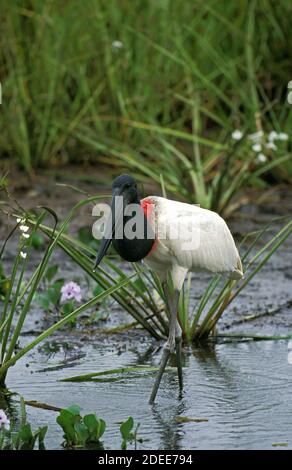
[143,196,243,280]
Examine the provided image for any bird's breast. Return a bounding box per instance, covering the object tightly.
[112,200,157,262]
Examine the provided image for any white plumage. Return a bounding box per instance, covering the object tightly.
[142,196,243,287]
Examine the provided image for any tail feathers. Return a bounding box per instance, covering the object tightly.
[230,257,243,280]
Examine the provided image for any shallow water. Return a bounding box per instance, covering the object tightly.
[3,337,292,450]
[1,186,292,449]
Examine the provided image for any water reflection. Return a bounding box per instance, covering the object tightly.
[151,401,186,450]
[3,338,292,449]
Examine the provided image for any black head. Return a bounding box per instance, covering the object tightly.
[112,174,138,204]
[93,174,141,269]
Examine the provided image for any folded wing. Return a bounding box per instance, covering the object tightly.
[145,197,243,280]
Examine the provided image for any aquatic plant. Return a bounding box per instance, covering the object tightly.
[0,397,141,450]
[60,281,82,303]
[56,405,106,448]
[120,417,141,450]
[34,266,83,326]
[0,398,47,450]
[0,409,10,429]
[34,264,63,312]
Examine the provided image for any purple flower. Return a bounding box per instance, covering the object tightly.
[60,281,82,303]
[0,409,10,430]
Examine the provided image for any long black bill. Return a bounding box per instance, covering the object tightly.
[93,190,123,271]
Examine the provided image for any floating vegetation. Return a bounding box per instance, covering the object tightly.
[175,417,209,424]
[61,366,175,383]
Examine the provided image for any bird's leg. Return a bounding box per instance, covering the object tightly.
[175,319,183,392]
[149,285,180,403]
[165,283,183,391]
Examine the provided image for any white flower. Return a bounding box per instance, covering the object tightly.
[248,131,264,143]
[277,132,288,141]
[269,131,288,142]
[0,410,10,430]
[20,251,27,259]
[231,130,243,140]
[266,142,277,150]
[19,225,29,233]
[257,153,267,163]
[268,131,278,142]
[112,40,123,49]
[252,143,262,152]
[22,233,30,239]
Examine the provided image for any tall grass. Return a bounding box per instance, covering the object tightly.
[1,0,291,201]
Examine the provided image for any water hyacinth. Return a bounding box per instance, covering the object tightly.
[60,281,82,303]
[0,410,10,430]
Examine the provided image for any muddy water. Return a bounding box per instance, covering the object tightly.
[3,337,292,450]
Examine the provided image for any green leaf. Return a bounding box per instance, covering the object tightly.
[132,278,146,291]
[0,263,4,277]
[62,300,75,316]
[120,417,134,440]
[45,265,59,282]
[66,404,81,415]
[17,423,36,450]
[47,284,61,305]
[98,419,106,439]
[60,365,172,382]
[92,283,103,297]
[56,407,81,446]
[31,233,45,250]
[35,293,50,310]
[37,426,48,450]
[83,414,106,441]
[74,422,89,445]
[83,414,98,434]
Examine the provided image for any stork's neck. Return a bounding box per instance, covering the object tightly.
[112,197,156,262]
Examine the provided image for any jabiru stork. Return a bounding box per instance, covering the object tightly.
[94,174,243,403]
